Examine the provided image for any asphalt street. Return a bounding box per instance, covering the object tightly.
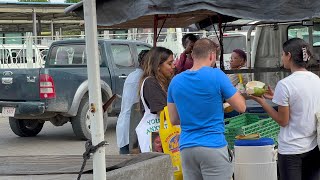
[0,116,119,156]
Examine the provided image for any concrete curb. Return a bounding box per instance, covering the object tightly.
[106,153,174,180]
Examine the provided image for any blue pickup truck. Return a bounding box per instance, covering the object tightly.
[0,39,151,140]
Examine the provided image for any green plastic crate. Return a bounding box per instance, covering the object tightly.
[224,113,280,149]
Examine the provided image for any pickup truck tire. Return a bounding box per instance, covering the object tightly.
[71,97,108,140]
[9,118,44,137]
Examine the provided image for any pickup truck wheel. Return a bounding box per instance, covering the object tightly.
[9,118,44,137]
[71,97,108,140]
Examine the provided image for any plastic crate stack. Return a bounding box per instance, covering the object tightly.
[224,113,280,149]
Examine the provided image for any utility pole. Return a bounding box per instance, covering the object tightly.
[83,0,106,179]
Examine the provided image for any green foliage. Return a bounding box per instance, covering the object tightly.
[65,0,81,3]
[18,0,48,2]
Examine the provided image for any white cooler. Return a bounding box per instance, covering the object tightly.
[234,138,277,180]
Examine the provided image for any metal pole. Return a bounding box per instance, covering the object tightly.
[32,9,37,43]
[37,16,41,44]
[246,24,257,81]
[153,15,158,47]
[51,20,54,40]
[83,0,106,180]
[37,16,41,36]
[218,14,224,70]
[246,24,257,69]
[59,27,62,37]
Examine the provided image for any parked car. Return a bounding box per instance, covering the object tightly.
[0,39,151,140]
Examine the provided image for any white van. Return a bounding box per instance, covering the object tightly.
[0,44,48,69]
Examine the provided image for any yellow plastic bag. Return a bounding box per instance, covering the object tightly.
[160,106,183,180]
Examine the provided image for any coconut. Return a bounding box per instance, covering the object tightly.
[246,81,267,96]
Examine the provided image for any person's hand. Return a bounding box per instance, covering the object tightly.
[248,94,266,104]
[241,93,250,100]
[184,42,194,54]
[263,86,274,100]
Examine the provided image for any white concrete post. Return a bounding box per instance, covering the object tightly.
[26,32,33,68]
[127,29,132,40]
[59,27,62,38]
[81,31,85,39]
[51,21,54,40]
[83,0,106,179]
[55,31,60,41]
[103,30,110,39]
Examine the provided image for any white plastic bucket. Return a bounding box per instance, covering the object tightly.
[234,162,277,180]
[234,145,277,163]
[234,145,277,180]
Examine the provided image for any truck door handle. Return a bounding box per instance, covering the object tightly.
[118,75,127,79]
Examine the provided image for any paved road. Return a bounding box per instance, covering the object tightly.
[0,117,119,156]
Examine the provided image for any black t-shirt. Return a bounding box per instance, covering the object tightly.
[141,77,167,114]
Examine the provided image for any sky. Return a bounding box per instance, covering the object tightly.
[0,0,66,3]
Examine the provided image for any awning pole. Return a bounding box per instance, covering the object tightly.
[83,0,106,179]
[218,14,225,70]
[153,15,158,47]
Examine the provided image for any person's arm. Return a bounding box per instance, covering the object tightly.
[219,70,246,113]
[226,92,246,113]
[167,79,180,125]
[168,103,180,125]
[250,81,290,127]
[258,100,289,127]
[174,53,187,73]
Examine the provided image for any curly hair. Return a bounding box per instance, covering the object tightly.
[182,33,199,48]
[233,49,247,62]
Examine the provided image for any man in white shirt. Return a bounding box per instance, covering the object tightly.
[116,50,149,154]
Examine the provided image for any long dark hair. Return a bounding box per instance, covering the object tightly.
[283,38,313,68]
[140,46,173,92]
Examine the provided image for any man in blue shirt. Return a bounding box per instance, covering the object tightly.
[167,38,246,180]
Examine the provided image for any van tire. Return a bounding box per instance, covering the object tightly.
[9,118,44,137]
[71,96,108,140]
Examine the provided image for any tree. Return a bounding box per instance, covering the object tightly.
[18,0,48,2]
[65,0,81,3]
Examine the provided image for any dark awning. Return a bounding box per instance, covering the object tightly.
[65,0,320,28]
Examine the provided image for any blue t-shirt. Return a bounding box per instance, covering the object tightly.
[168,66,237,150]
